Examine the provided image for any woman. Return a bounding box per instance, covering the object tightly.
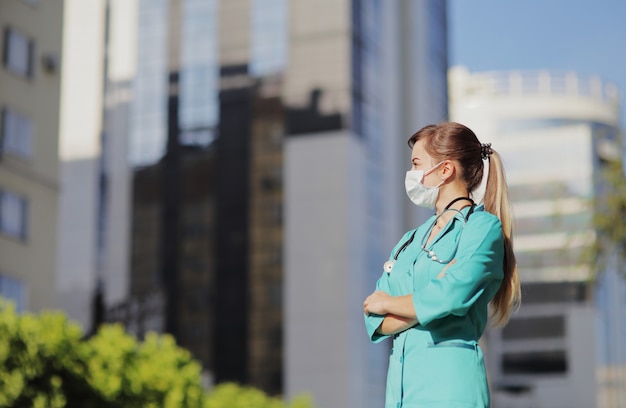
[363,122,520,408]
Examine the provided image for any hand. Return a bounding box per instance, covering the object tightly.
[363,291,392,316]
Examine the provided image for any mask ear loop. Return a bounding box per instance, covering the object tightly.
[423,161,446,187]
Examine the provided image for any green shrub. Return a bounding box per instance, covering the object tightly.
[0,299,314,407]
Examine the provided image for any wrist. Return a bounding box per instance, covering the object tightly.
[388,294,415,318]
[383,295,393,315]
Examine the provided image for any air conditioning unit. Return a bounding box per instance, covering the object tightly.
[41,53,59,74]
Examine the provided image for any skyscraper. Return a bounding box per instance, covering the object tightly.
[125,1,449,407]
[284,2,448,407]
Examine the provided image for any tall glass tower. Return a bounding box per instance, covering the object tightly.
[124,1,449,406]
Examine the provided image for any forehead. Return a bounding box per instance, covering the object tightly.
[411,139,433,161]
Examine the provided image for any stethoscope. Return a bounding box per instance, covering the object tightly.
[382,197,475,273]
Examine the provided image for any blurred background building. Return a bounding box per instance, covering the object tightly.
[0,0,135,327]
[0,0,63,314]
[118,1,449,406]
[283,1,447,407]
[0,0,136,333]
[450,66,624,408]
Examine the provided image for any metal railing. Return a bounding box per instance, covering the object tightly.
[459,70,621,104]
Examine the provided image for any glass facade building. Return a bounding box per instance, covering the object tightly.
[125,1,450,406]
[131,0,288,166]
[250,0,288,77]
[179,0,218,145]
[130,0,168,166]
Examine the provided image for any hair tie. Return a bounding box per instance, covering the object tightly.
[481,143,492,160]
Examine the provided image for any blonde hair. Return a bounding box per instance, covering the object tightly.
[483,149,520,325]
[408,122,521,325]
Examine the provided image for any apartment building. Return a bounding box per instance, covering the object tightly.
[0,0,63,313]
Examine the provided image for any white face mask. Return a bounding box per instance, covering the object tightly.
[405,161,444,209]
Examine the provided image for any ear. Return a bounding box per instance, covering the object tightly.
[440,160,456,181]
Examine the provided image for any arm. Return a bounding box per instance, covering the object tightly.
[363,278,394,343]
[377,314,418,335]
[365,292,418,334]
[364,292,416,319]
[364,229,418,343]
[365,260,458,319]
[412,213,504,326]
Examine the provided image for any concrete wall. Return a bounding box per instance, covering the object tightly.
[284,130,368,408]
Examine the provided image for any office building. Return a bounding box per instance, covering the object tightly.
[449,66,623,408]
[124,0,288,395]
[124,1,449,406]
[284,2,448,407]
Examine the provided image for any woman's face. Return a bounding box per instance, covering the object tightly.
[410,139,442,188]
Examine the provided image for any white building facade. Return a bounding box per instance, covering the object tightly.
[449,66,623,408]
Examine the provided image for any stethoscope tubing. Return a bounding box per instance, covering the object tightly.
[385,197,475,271]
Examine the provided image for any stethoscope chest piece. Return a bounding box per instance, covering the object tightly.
[383,260,395,273]
[426,250,438,261]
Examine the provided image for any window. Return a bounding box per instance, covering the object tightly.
[0,190,28,240]
[0,275,26,311]
[1,108,33,158]
[250,0,287,76]
[3,27,34,78]
[502,316,565,340]
[502,350,567,375]
[179,0,218,132]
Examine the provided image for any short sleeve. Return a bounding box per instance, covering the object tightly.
[364,273,391,343]
[364,229,417,343]
[412,212,504,327]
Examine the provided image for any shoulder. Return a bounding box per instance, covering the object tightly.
[453,207,505,258]
[391,215,436,251]
[400,215,436,240]
[389,227,419,256]
[465,207,503,239]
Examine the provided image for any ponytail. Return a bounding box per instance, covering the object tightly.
[408,122,521,325]
[484,149,521,325]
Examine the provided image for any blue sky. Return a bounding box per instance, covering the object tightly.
[449,0,626,127]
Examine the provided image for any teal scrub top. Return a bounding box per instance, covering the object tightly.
[364,205,504,408]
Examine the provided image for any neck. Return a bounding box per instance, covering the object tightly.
[435,186,471,217]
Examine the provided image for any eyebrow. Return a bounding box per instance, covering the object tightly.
[411,157,420,164]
